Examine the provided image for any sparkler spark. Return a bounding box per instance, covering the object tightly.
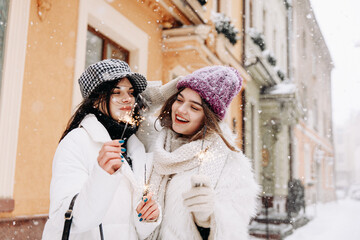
[196,146,211,165]
[143,184,150,197]
[197,149,207,162]
[119,95,140,139]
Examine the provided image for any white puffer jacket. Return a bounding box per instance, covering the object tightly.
[42,114,160,240]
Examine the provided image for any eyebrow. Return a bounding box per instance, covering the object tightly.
[178,93,203,107]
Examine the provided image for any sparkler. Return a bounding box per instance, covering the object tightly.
[197,125,208,168]
[143,164,149,197]
[195,125,208,187]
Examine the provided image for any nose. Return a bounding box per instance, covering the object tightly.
[121,93,132,103]
[177,104,188,114]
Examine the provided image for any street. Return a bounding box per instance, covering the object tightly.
[286,198,360,240]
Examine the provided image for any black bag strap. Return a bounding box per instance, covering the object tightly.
[61,193,105,240]
[99,224,104,240]
[62,193,79,240]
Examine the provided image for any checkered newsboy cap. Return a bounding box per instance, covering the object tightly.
[78,59,147,99]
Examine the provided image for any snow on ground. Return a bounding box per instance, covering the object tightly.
[286,198,360,240]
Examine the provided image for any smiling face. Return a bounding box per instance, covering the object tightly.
[171,88,205,136]
[109,78,136,122]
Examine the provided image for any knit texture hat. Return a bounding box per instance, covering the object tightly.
[177,65,243,119]
[78,59,147,98]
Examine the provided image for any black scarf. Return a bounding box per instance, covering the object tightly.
[91,109,137,168]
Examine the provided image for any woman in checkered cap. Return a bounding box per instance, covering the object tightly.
[42,59,161,240]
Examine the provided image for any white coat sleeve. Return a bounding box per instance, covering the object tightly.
[46,129,123,233]
[141,77,180,106]
[210,154,260,239]
[137,77,180,151]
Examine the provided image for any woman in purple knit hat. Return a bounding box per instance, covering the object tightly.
[137,65,259,240]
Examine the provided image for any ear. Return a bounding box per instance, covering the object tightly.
[92,99,100,109]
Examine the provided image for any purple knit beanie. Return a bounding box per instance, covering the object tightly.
[177,65,243,120]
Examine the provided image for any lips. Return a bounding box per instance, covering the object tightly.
[174,114,189,124]
[120,106,132,111]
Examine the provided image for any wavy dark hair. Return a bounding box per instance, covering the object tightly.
[60,78,147,142]
[156,88,238,152]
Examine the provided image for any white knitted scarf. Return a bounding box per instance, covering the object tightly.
[146,128,228,239]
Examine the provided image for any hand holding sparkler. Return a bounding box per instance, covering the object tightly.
[183,174,214,227]
[97,139,126,175]
[136,192,160,222]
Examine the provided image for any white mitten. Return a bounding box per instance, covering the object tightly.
[182,175,214,228]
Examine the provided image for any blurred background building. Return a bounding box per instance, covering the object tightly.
[335,112,360,195]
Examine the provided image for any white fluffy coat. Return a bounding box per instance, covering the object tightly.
[149,130,259,240]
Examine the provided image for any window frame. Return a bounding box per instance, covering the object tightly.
[87,25,130,63]
[71,0,149,111]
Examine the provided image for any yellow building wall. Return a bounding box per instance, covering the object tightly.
[0,0,80,218]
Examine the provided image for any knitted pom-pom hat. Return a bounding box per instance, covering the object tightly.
[176,65,243,120]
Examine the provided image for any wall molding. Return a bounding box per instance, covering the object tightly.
[0,198,14,213]
[0,0,31,201]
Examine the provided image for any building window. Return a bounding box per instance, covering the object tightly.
[0,0,10,89]
[273,28,277,55]
[250,103,255,159]
[86,26,129,68]
[215,0,221,12]
[262,9,266,36]
[305,144,311,183]
[249,0,253,28]
[314,99,318,131]
[312,52,317,76]
[302,84,307,112]
[323,111,327,137]
[302,30,306,59]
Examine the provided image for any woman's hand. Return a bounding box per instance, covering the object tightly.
[97,140,126,175]
[136,193,160,222]
[182,175,214,228]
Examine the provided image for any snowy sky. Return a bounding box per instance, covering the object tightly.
[310,0,360,126]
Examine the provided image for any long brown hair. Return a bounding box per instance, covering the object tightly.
[156,88,238,152]
[60,79,146,142]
